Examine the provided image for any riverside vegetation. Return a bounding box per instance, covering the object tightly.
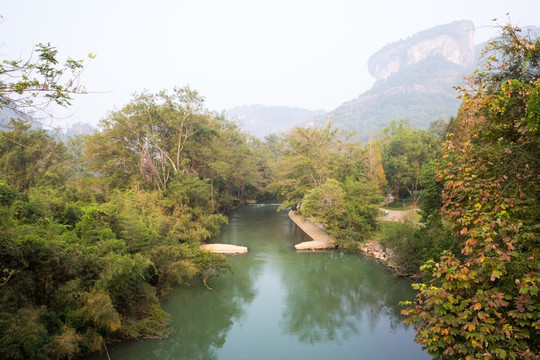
[0,24,538,359]
[0,51,275,359]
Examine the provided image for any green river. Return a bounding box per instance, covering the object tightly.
[92,204,429,360]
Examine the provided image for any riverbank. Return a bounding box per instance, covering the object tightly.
[90,203,427,360]
[288,208,419,277]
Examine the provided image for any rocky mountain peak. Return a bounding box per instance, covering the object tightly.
[368,20,475,80]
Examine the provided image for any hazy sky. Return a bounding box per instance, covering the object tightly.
[2,0,539,128]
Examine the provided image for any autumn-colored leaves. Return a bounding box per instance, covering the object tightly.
[402,24,539,359]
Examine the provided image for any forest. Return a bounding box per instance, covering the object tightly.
[0,25,538,359]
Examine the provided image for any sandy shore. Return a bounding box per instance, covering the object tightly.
[199,243,248,254]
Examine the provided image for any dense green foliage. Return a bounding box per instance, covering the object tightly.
[270,122,383,245]
[378,159,455,277]
[403,24,540,359]
[381,120,442,205]
[0,86,273,359]
[268,117,447,260]
[84,88,268,211]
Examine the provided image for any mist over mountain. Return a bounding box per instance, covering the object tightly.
[232,22,540,141]
[230,21,478,140]
[226,104,325,138]
[319,22,540,140]
[0,108,97,142]
[63,122,95,137]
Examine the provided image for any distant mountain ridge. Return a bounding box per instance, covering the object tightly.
[226,104,325,138]
[228,21,478,140]
[0,108,96,141]
[318,22,540,140]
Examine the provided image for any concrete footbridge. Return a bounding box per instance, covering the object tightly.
[288,210,336,250]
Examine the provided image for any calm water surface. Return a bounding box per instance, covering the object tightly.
[93,204,429,360]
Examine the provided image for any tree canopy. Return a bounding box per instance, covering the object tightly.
[270,122,383,245]
[402,24,539,359]
[0,83,274,359]
[381,120,442,205]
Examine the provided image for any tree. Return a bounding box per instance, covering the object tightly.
[212,129,266,211]
[381,120,441,205]
[362,132,387,191]
[427,118,448,137]
[301,178,346,231]
[417,160,444,223]
[270,122,361,210]
[0,120,66,190]
[340,176,382,238]
[402,24,539,359]
[85,87,215,191]
[300,176,381,244]
[0,42,92,122]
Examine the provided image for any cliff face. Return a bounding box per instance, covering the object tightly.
[315,20,477,139]
[231,21,482,140]
[368,21,475,80]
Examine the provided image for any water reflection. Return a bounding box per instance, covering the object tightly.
[158,253,263,360]
[94,249,264,360]
[142,206,273,360]
[90,205,427,360]
[279,251,414,344]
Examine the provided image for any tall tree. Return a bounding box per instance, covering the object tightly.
[362,132,387,191]
[270,122,360,210]
[381,120,441,205]
[0,120,66,190]
[301,178,346,229]
[85,87,216,190]
[403,24,539,359]
[205,122,265,211]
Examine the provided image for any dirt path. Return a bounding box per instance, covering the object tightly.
[379,208,418,222]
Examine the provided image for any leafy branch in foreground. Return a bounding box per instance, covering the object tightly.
[0,42,94,120]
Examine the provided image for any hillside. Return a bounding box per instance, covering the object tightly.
[318,20,476,139]
[221,23,540,141]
